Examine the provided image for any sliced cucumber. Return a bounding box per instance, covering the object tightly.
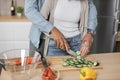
[88,61,93,65]
[77,59,84,64]
[83,60,89,65]
[76,56,82,60]
[76,51,80,56]
[93,61,100,66]
[62,51,100,68]
[62,62,69,67]
[69,60,74,64]
[74,62,79,65]
[76,65,83,68]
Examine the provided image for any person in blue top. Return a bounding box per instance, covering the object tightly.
[24,0,97,57]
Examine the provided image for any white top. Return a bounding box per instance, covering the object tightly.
[54,0,81,38]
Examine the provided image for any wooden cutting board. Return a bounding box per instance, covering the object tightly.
[46,56,103,71]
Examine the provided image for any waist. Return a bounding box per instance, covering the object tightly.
[54,20,80,38]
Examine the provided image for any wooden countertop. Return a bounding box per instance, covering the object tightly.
[0,53,120,80]
[0,16,29,22]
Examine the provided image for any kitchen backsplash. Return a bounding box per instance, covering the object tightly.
[0,0,25,16]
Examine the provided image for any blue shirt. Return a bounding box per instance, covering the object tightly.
[24,0,97,48]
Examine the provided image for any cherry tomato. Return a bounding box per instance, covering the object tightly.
[14,59,21,65]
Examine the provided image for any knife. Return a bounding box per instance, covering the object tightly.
[67,49,77,57]
[39,52,48,68]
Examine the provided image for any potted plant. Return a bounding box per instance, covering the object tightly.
[16,6,23,17]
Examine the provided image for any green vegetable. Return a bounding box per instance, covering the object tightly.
[62,62,69,67]
[62,51,100,68]
[76,65,83,68]
[93,61,100,66]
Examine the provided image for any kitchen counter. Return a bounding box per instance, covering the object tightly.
[1,53,120,80]
[0,16,29,22]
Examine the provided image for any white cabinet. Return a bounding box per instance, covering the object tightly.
[0,22,31,52]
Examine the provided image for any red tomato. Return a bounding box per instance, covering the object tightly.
[29,57,33,63]
[42,69,49,76]
[48,67,57,80]
[26,57,33,64]
[14,59,21,65]
[42,67,57,80]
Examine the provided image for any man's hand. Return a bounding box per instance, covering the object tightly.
[80,33,93,57]
[51,27,70,51]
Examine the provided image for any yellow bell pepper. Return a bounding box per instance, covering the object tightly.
[80,67,97,80]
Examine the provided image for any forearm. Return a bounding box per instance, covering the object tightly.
[24,0,54,33]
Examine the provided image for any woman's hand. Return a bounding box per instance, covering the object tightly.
[51,27,70,51]
[80,33,93,57]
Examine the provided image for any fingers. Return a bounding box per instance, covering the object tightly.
[80,42,89,57]
[80,46,89,57]
[54,37,68,51]
[51,27,70,51]
[63,38,70,51]
[80,33,93,57]
[59,38,65,51]
[58,37,70,51]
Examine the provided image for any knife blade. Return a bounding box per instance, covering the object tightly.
[39,52,48,68]
[41,57,48,68]
[67,49,77,57]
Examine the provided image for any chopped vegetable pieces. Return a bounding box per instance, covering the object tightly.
[62,51,100,68]
[42,67,57,80]
[13,57,33,65]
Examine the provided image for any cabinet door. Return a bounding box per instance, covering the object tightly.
[0,22,31,52]
[0,22,14,41]
[13,22,31,41]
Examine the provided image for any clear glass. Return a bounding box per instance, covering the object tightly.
[0,49,41,80]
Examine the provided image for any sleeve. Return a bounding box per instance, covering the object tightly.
[24,0,54,33]
[88,0,98,31]
[40,0,52,20]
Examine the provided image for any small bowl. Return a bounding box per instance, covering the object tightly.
[0,49,41,80]
[39,67,60,80]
